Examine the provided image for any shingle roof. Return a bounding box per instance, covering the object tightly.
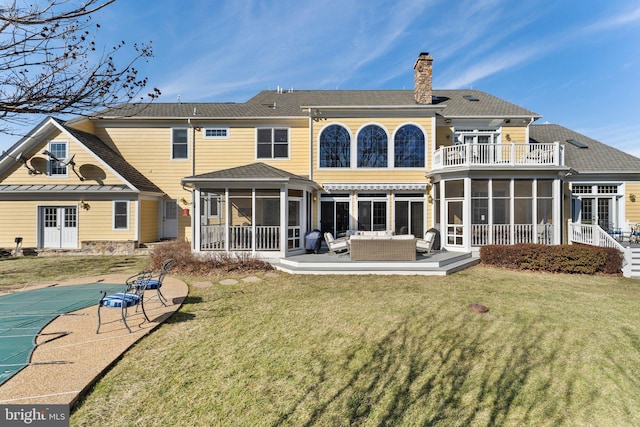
[530,124,640,174]
[56,120,164,193]
[183,162,318,188]
[93,89,539,120]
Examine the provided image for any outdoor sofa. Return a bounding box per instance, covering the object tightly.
[349,233,416,261]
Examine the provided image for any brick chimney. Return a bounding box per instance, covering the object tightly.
[414,52,433,104]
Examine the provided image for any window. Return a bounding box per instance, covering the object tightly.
[113,201,129,230]
[204,128,229,139]
[454,129,500,145]
[319,124,350,167]
[257,128,289,159]
[47,142,67,176]
[572,185,592,194]
[394,125,425,168]
[597,185,618,194]
[357,193,387,231]
[172,128,189,159]
[357,125,387,168]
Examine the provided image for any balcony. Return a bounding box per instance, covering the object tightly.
[433,142,564,169]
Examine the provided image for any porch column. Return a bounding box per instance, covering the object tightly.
[553,179,562,244]
[193,188,201,251]
[224,189,230,252]
[464,177,472,252]
[280,187,287,258]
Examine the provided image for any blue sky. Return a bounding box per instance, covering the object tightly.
[2,0,640,157]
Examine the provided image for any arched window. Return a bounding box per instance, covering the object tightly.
[319,124,350,167]
[357,125,387,168]
[394,125,425,168]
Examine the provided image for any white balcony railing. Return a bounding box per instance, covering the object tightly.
[433,142,563,169]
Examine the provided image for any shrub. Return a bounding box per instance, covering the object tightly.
[480,244,623,275]
[149,239,274,276]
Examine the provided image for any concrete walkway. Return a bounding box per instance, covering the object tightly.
[0,274,188,406]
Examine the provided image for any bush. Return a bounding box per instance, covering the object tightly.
[149,239,274,275]
[480,244,623,275]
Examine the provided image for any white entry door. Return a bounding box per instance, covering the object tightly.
[162,199,178,239]
[42,206,78,248]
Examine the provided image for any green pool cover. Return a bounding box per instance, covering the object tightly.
[0,283,124,386]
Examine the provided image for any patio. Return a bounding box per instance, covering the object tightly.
[272,247,479,275]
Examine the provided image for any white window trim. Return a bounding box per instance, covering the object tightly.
[47,140,69,178]
[171,127,190,160]
[203,127,229,139]
[354,122,391,169]
[317,122,353,170]
[391,122,428,169]
[113,200,130,230]
[255,127,290,160]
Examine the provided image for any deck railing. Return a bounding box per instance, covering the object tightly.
[201,225,280,251]
[433,142,563,169]
[471,223,554,246]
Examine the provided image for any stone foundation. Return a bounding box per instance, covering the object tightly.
[80,240,138,255]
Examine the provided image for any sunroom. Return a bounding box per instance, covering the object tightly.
[181,163,320,258]
[429,170,567,252]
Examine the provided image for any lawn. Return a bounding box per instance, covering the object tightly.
[3,256,639,426]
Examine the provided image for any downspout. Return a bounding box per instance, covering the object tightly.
[308,108,314,180]
[187,118,196,247]
[308,109,315,231]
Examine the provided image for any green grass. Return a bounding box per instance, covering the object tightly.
[3,256,639,425]
[0,255,149,290]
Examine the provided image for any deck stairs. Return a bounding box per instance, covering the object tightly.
[272,249,479,275]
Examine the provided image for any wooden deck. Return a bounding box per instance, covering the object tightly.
[272,248,479,275]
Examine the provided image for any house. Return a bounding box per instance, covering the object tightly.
[2,52,640,266]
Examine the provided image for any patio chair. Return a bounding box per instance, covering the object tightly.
[97,272,150,333]
[324,232,349,255]
[630,224,640,243]
[136,259,174,306]
[416,231,436,255]
[606,223,623,242]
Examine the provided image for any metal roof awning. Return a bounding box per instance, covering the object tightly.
[0,184,133,193]
[322,183,429,191]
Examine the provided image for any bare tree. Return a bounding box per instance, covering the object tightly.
[0,0,160,133]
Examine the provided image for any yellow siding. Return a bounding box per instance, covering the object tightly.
[626,183,640,224]
[78,200,136,242]
[0,201,39,248]
[191,120,311,177]
[312,117,433,184]
[503,126,527,144]
[0,200,137,249]
[0,129,125,186]
[139,199,159,243]
[96,126,193,198]
[66,119,95,134]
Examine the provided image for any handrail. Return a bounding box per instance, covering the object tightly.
[567,221,624,250]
